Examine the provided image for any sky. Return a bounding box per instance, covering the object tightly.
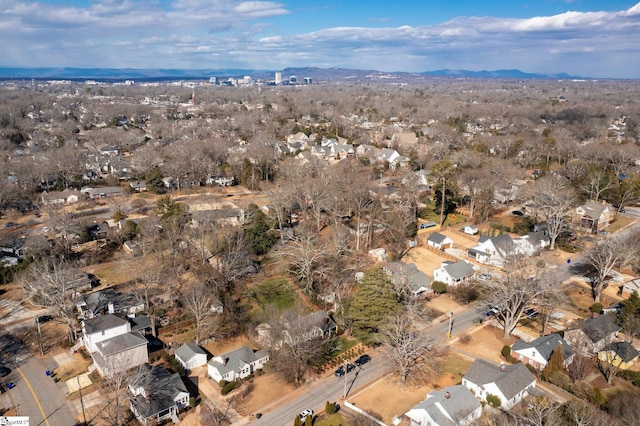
[1,0,639,78]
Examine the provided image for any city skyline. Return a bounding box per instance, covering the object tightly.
[1,0,639,79]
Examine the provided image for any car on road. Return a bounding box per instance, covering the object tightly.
[334,363,355,377]
[354,354,371,366]
[0,366,11,377]
[489,306,500,315]
[299,409,314,422]
[2,222,15,229]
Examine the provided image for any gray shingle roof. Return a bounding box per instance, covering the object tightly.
[83,314,129,334]
[603,341,639,363]
[463,359,535,401]
[175,343,207,363]
[95,331,147,356]
[427,232,448,245]
[407,385,481,426]
[129,364,188,419]
[444,260,475,280]
[512,333,573,361]
[578,315,621,344]
[208,346,268,377]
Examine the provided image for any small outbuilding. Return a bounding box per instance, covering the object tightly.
[175,343,208,370]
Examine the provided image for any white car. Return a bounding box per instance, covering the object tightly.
[299,409,314,422]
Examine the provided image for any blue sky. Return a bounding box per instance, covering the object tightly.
[1,0,639,78]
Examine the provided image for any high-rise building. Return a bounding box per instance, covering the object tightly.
[304,77,312,85]
[275,72,282,85]
[289,75,298,84]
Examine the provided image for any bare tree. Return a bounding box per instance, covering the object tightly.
[99,364,132,426]
[527,175,576,250]
[580,169,616,202]
[377,313,443,383]
[512,396,561,426]
[184,282,215,345]
[18,259,79,343]
[585,237,636,303]
[276,225,327,295]
[486,255,549,339]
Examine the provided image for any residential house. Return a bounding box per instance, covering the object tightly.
[92,331,148,377]
[462,225,478,235]
[511,333,574,371]
[129,181,147,192]
[597,341,640,370]
[89,221,110,239]
[467,234,516,267]
[175,343,208,370]
[41,190,81,205]
[256,311,337,347]
[426,232,454,250]
[513,232,551,255]
[207,346,269,382]
[392,131,418,150]
[621,278,640,298]
[432,260,475,287]
[564,315,621,356]
[75,288,145,319]
[129,364,190,426]
[462,359,536,410]
[0,236,26,266]
[83,186,125,199]
[405,385,482,426]
[575,201,612,232]
[82,314,132,353]
[383,262,432,297]
[206,176,236,187]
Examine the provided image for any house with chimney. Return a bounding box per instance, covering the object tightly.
[462,359,536,410]
[207,346,269,382]
[405,385,482,426]
[511,333,574,371]
[575,200,612,233]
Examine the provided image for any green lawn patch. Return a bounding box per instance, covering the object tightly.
[249,277,296,321]
[314,413,346,426]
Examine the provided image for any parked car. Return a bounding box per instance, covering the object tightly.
[478,273,492,281]
[334,363,355,377]
[511,210,524,216]
[299,409,314,422]
[524,308,539,319]
[2,222,15,229]
[612,204,626,213]
[354,354,371,366]
[0,366,11,377]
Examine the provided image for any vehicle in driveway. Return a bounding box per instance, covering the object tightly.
[354,354,371,366]
[334,363,355,377]
[511,210,524,216]
[299,409,314,422]
[0,366,11,377]
[524,308,539,319]
[478,273,492,281]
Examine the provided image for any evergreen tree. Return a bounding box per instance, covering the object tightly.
[542,343,564,381]
[618,291,640,339]
[146,166,166,194]
[346,267,402,345]
[244,206,276,255]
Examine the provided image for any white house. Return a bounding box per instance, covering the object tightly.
[462,359,536,410]
[207,346,269,382]
[511,333,574,371]
[82,315,131,353]
[432,260,475,286]
[175,343,208,370]
[92,331,148,377]
[467,234,515,267]
[426,232,454,250]
[405,385,482,426]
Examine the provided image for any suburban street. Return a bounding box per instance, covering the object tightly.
[252,307,485,425]
[1,326,76,426]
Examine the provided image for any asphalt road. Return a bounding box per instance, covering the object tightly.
[252,306,485,425]
[1,328,76,426]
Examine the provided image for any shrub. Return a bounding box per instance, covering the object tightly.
[219,379,228,388]
[221,381,237,395]
[501,345,511,358]
[325,401,337,415]
[432,281,447,294]
[589,302,603,314]
[486,393,502,408]
[458,333,472,345]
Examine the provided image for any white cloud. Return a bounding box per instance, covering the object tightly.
[0,1,639,78]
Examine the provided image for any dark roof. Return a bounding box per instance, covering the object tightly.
[463,359,536,401]
[129,364,188,419]
[83,314,129,334]
[512,333,574,361]
[578,315,621,344]
[128,315,152,333]
[603,341,640,363]
[427,232,448,244]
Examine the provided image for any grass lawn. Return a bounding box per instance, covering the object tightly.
[315,413,346,426]
[607,215,635,233]
[248,276,296,321]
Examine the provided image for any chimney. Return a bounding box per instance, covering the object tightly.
[500,364,506,372]
[108,303,115,314]
[444,391,451,399]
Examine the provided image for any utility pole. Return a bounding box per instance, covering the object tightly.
[343,359,347,399]
[447,311,454,340]
[78,375,87,425]
[440,176,446,227]
[36,317,44,356]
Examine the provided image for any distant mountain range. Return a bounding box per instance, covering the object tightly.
[0,66,587,82]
